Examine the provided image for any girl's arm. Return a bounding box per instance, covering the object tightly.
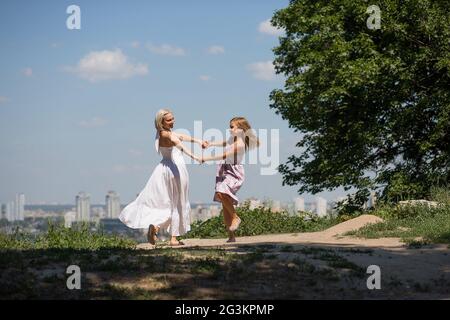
[169,133,201,162]
[202,141,245,162]
[207,140,227,147]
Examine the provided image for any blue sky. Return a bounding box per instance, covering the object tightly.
[0,0,351,205]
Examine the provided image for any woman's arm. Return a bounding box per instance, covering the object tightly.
[175,133,204,145]
[170,133,201,162]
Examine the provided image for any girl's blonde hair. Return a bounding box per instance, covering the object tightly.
[230,117,260,150]
[154,108,173,131]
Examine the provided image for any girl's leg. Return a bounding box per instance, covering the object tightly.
[216,192,235,242]
[218,193,239,240]
[216,192,231,227]
[222,205,236,242]
[221,193,239,224]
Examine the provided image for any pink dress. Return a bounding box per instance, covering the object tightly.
[213,139,245,205]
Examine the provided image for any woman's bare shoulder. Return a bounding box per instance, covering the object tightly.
[160,130,171,138]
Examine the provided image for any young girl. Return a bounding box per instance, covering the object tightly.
[201,117,260,242]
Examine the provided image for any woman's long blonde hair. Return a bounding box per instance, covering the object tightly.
[230,117,260,150]
[154,108,173,131]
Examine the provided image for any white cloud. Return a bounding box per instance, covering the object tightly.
[199,75,211,81]
[131,41,140,48]
[147,43,186,56]
[78,117,108,128]
[0,96,9,104]
[258,19,285,36]
[207,45,225,55]
[22,67,33,77]
[247,61,276,81]
[66,49,148,82]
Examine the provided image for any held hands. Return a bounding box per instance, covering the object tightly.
[193,155,206,164]
[201,140,210,149]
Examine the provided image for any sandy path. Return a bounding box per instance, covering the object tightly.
[137,215,450,289]
[137,215,401,249]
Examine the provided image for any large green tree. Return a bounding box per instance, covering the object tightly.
[270,0,450,204]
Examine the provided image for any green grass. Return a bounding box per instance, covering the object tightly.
[0,222,137,250]
[346,187,450,245]
[182,205,340,239]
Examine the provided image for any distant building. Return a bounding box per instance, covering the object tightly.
[271,200,281,213]
[316,196,327,217]
[209,205,220,218]
[64,211,76,228]
[190,204,222,222]
[76,192,90,222]
[106,191,121,219]
[6,201,15,221]
[249,199,262,210]
[294,197,305,212]
[15,193,25,221]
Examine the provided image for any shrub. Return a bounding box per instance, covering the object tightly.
[183,205,339,239]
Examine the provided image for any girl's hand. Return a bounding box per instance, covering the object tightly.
[201,140,209,149]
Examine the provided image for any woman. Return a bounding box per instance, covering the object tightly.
[119,109,205,246]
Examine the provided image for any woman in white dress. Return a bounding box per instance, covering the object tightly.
[119,109,205,246]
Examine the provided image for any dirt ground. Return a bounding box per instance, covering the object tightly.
[3,215,449,299]
[135,214,450,299]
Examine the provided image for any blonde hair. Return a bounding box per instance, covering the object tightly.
[154,108,173,131]
[230,117,260,150]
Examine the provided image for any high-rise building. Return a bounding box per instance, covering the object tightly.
[106,191,121,219]
[316,196,327,217]
[6,201,15,221]
[15,193,25,221]
[294,197,305,213]
[76,192,90,222]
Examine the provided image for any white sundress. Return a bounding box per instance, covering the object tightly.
[119,146,191,236]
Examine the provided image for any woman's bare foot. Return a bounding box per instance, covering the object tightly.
[169,237,185,246]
